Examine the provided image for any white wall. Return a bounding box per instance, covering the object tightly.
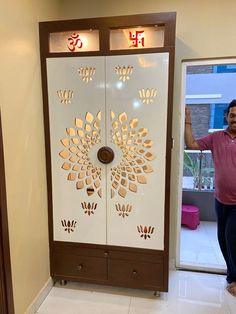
[0,1,60,313]
[2,0,236,312]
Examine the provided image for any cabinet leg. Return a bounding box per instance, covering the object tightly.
[60,280,67,286]
[154,291,160,297]
[52,278,57,285]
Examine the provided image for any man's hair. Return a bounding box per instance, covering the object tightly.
[227,99,236,114]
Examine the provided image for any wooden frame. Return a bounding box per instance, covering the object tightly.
[39,12,176,292]
[0,111,15,314]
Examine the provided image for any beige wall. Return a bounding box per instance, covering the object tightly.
[58,0,236,262]
[0,1,60,313]
[2,0,236,313]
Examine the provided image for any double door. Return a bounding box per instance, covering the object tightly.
[46,52,169,251]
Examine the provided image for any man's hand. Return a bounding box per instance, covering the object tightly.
[184,106,200,150]
[185,106,192,124]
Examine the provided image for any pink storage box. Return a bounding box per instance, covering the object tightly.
[181,204,200,230]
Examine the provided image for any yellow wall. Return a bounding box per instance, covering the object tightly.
[2,0,236,313]
[58,0,236,261]
[0,1,60,313]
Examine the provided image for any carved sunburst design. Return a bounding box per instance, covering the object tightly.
[59,111,102,198]
[110,111,155,198]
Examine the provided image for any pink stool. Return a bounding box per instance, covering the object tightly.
[181,204,200,230]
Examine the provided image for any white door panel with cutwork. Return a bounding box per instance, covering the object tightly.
[46,56,106,244]
[46,53,169,250]
[106,53,169,250]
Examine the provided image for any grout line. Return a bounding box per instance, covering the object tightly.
[127,296,132,314]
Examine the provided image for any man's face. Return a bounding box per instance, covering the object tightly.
[226,106,236,134]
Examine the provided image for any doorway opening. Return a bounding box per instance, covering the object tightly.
[176,57,236,273]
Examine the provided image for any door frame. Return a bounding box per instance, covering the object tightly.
[176,57,236,272]
[0,111,14,314]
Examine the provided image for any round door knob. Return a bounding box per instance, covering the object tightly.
[97,146,114,164]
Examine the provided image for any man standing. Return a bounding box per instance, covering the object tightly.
[185,100,236,297]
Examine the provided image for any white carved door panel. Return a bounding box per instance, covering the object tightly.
[106,53,169,250]
[46,56,107,245]
[46,53,169,250]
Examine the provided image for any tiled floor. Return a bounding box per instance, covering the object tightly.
[180,221,226,271]
[36,271,235,313]
[36,221,235,314]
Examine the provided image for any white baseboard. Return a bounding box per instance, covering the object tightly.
[25,277,53,314]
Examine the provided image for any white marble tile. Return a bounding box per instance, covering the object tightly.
[180,221,227,270]
[37,284,131,314]
[128,271,233,314]
[36,271,236,314]
[128,297,168,314]
[167,271,231,314]
[214,251,226,266]
[196,250,220,265]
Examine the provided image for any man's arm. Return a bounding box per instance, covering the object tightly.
[184,106,200,150]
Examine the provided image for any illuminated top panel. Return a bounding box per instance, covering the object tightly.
[49,30,99,53]
[110,26,164,50]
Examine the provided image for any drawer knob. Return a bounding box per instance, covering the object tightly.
[132,270,138,276]
[77,264,83,271]
[104,251,109,257]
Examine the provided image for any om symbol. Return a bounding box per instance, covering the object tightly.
[67,33,83,52]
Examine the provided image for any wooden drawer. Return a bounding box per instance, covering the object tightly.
[108,259,164,289]
[53,253,107,281]
[53,242,107,258]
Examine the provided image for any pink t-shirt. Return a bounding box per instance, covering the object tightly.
[196,129,236,205]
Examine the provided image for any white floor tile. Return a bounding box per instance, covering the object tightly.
[36,271,236,314]
[37,283,131,314]
[129,298,168,314]
[180,221,227,269]
[36,222,235,314]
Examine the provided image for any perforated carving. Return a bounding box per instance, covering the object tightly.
[137,225,154,239]
[59,111,102,198]
[115,204,132,218]
[139,88,157,104]
[110,111,155,198]
[61,220,77,233]
[81,202,98,216]
[115,65,133,82]
[78,67,96,82]
[57,90,73,104]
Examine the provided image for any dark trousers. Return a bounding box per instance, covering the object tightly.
[215,199,236,283]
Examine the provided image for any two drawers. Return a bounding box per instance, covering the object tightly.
[52,244,165,290]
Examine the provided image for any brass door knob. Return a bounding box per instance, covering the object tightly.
[97,146,114,164]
